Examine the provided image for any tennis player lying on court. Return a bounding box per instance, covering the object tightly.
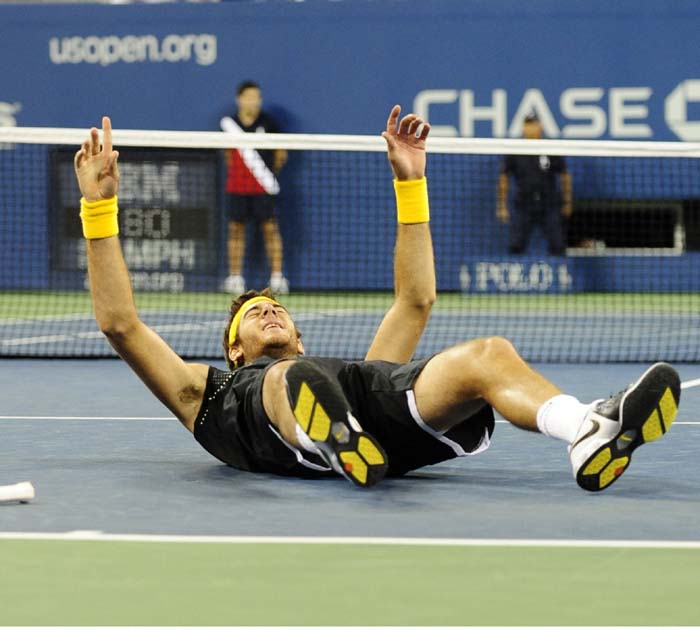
[74,105,680,491]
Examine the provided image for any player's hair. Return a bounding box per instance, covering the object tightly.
[222,288,302,370]
[236,80,261,96]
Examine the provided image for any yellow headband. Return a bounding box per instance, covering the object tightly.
[228,296,282,346]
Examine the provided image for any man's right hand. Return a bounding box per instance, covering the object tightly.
[497,203,510,224]
[73,116,120,202]
[382,105,430,181]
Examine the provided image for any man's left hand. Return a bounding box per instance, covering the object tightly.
[382,105,430,181]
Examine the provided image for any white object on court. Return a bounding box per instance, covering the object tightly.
[0,481,35,504]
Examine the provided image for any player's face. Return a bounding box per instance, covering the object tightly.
[236,87,262,117]
[233,301,302,363]
[523,120,543,139]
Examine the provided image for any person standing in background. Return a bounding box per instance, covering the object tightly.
[497,113,572,256]
[221,80,289,294]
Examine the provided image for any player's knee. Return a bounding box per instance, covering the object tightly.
[459,336,518,364]
[482,336,519,363]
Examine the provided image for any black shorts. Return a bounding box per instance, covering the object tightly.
[228,194,277,223]
[232,356,495,478]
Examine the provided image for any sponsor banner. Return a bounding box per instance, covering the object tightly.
[457,255,700,294]
[415,83,700,141]
[49,33,217,67]
[0,1,698,138]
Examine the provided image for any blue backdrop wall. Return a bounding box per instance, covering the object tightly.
[1,0,699,292]
[2,0,700,139]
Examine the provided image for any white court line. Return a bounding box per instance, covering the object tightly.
[681,377,700,390]
[0,312,95,325]
[1,415,699,425]
[0,334,71,345]
[76,331,108,339]
[0,320,224,346]
[0,313,358,346]
[1,531,699,549]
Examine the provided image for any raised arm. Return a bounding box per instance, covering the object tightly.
[365,105,435,363]
[74,117,208,432]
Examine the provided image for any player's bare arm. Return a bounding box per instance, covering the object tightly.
[74,117,208,432]
[365,105,435,363]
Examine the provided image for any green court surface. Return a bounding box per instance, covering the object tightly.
[2,539,698,626]
[3,290,700,318]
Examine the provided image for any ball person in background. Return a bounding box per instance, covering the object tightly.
[221,80,289,295]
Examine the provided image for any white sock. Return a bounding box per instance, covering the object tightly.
[536,394,590,443]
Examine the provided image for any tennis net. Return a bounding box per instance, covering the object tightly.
[1,126,699,362]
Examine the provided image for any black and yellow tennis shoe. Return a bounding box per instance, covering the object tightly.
[285,361,388,488]
[569,362,680,492]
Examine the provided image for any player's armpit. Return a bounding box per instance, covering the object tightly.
[104,320,208,432]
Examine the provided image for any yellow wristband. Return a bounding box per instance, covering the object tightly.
[80,196,119,239]
[394,177,429,224]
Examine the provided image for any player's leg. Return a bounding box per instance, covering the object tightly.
[412,336,560,432]
[411,338,680,491]
[261,359,387,487]
[260,359,299,443]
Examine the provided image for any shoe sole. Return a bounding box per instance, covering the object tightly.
[576,362,680,492]
[286,362,388,488]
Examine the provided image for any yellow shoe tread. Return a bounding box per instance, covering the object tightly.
[339,452,368,484]
[583,447,612,476]
[658,387,678,431]
[358,436,385,465]
[293,382,315,433]
[642,409,663,443]
[308,403,331,442]
[599,456,630,489]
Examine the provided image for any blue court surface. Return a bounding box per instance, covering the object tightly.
[1,359,699,537]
